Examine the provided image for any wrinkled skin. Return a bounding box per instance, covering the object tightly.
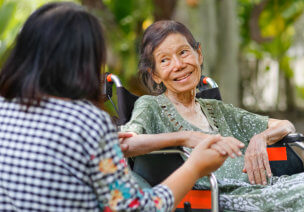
[243,119,295,185]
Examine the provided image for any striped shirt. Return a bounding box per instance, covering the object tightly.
[0,96,173,211]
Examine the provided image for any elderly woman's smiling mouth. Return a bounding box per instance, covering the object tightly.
[174,72,193,82]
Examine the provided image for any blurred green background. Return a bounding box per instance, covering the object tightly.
[1,0,304,131]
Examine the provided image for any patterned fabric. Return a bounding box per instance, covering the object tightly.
[0,96,173,212]
[122,94,304,211]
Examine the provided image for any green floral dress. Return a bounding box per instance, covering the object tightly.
[122,94,304,211]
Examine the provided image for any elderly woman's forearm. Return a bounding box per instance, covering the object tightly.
[262,119,295,145]
[122,132,190,157]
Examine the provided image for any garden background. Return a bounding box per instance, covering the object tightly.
[1,0,304,132]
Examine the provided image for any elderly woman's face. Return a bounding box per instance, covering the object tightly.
[152,33,202,96]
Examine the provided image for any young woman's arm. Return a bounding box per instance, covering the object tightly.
[161,136,228,210]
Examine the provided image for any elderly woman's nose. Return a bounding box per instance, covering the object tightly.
[172,55,183,70]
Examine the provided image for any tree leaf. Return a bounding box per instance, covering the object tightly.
[0,2,17,36]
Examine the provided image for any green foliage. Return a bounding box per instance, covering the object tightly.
[279,55,294,78]
[296,85,304,99]
[102,0,153,82]
[239,0,304,77]
[0,1,16,66]
[0,0,78,67]
[238,0,256,47]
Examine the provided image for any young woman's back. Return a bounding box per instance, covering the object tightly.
[0,97,110,210]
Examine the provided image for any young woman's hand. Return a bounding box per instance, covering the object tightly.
[118,132,134,154]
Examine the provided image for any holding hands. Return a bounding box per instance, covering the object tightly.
[180,132,244,159]
[118,131,244,159]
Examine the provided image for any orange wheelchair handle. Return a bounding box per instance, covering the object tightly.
[106,73,122,87]
[202,76,218,88]
[106,73,113,83]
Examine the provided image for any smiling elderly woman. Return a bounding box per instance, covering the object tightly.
[120,20,304,211]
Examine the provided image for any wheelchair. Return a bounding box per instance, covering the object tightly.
[104,73,304,212]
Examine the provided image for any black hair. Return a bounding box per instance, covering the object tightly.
[0,2,106,107]
[138,20,199,94]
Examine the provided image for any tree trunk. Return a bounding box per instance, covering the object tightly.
[81,0,104,9]
[174,0,239,105]
[153,0,177,21]
[277,68,287,111]
[214,0,239,105]
[173,0,217,77]
[285,72,296,112]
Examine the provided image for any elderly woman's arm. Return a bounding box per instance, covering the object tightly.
[244,119,295,185]
[263,119,296,145]
[119,131,244,158]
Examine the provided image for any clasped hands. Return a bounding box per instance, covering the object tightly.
[119,131,272,185]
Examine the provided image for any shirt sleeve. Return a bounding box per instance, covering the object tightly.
[88,112,174,212]
[218,101,269,144]
[120,95,159,134]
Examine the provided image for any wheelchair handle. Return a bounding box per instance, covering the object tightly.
[202,76,219,88]
[106,73,122,87]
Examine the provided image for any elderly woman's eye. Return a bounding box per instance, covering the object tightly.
[161,58,167,63]
[180,50,188,55]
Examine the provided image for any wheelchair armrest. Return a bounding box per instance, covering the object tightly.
[267,133,304,148]
[279,133,304,144]
[267,133,304,176]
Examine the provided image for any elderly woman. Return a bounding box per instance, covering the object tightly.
[120,20,304,211]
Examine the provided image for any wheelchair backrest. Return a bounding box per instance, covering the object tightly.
[105,73,221,125]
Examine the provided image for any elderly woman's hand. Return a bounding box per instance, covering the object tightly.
[210,136,245,158]
[182,132,244,158]
[243,133,272,185]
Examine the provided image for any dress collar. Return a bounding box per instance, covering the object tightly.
[156,94,218,134]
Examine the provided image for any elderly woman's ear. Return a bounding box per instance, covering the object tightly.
[197,43,203,66]
[151,69,162,84]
